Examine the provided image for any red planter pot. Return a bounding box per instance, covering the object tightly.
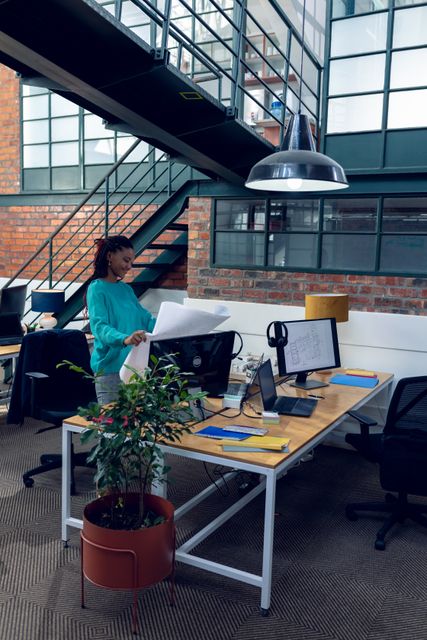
[81,493,175,591]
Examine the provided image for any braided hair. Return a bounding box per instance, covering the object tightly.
[84,235,134,308]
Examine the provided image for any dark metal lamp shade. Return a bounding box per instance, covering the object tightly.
[32,289,65,313]
[246,114,349,193]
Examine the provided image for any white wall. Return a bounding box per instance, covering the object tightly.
[184,298,427,444]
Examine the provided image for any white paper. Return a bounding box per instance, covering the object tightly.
[120,301,230,382]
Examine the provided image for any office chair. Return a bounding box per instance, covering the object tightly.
[7,329,96,492]
[345,375,427,550]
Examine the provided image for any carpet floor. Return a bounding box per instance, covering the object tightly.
[1,412,427,640]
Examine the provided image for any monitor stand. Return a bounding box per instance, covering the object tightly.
[289,372,329,390]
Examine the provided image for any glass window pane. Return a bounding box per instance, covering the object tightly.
[380,236,427,273]
[52,142,79,166]
[22,95,49,120]
[323,199,377,232]
[393,6,427,48]
[118,137,149,162]
[327,94,383,133]
[332,0,389,18]
[390,49,427,89]
[22,85,48,96]
[383,198,427,232]
[268,234,318,268]
[331,13,388,57]
[269,200,319,232]
[121,1,147,26]
[395,0,425,5]
[322,234,376,270]
[84,139,115,164]
[329,54,385,95]
[51,94,79,117]
[84,114,114,139]
[23,145,49,168]
[23,119,49,144]
[214,232,265,266]
[51,116,79,142]
[216,200,266,231]
[388,89,427,129]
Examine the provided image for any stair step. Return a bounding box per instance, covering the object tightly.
[133,263,171,270]
[167,223,188,231]
[148,242,187,250]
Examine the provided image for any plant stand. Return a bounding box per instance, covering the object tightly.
[80,493,176,635]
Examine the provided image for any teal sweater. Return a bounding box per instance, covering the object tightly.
[87,279,156,375]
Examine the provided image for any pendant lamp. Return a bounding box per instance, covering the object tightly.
[245,1,348,193]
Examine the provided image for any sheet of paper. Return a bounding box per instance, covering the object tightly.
[120,301,230,382]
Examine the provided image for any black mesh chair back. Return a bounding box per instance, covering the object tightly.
[346,375,427,549]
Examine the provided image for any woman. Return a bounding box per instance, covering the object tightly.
[86,235,156,404]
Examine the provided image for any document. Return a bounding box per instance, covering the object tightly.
[120,302,230,382]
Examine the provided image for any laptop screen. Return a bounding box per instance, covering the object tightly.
[257,359,277,410]
[0,312,24,339]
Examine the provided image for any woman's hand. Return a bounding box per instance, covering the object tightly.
[124,330,147,346]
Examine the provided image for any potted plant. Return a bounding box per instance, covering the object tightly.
[63,355,204,633]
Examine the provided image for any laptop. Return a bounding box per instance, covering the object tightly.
[0,312,25,346]
[258,359,317,417]
[225,354,263,398]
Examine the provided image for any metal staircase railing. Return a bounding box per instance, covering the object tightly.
[98,0,322,144]
[4,139,196,327]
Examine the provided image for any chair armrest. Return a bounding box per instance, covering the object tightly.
[347,410,379,441]
[347,410,378,428]
[25,372,49,416]
[25,372,49,380]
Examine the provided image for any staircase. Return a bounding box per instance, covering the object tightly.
[0,0,320,185]
[4,141,199,327]
[0,0,322,325]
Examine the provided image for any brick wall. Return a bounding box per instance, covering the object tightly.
[0,201,187,288]
[186,197,427,315]
[0,66,20,193]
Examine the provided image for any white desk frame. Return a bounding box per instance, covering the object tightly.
[62,376,393,614]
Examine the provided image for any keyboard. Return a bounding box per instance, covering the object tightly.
[273,396,317,417]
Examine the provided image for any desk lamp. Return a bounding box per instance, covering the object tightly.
[31,289,65,329]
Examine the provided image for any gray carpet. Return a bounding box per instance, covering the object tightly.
[1,411,427,640]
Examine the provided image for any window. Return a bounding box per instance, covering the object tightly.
[213,197,427,276]
[327,5,427,138]
[21,86,151,191]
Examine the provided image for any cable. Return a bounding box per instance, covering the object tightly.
[203,462,233,497]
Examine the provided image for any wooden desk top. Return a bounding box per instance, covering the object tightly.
[0,343,21,359]
[63,369,394,470]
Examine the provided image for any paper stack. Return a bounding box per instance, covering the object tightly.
[221,436,290,453]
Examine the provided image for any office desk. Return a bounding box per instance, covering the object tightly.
[62,370,393,613]
[0,343,21,406]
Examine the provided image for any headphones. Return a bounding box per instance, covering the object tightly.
[266,321,289,348]
[231,331,243,359]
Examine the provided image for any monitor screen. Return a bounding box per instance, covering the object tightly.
[275,318,341,390]
[0,284,27,319]
[149,331,236,397]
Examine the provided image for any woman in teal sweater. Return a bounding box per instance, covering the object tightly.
[86,235,156,404]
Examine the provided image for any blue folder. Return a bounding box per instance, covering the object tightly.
[194,426,250,440]
[330,374,378,388]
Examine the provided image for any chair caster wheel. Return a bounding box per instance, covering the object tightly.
[260,607,269,617]
[345,505,358,521]
[375,539,386,551]
[23,477,34,488]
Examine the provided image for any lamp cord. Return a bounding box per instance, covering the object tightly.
[298,0,307,114]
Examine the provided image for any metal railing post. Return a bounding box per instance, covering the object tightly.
[105,175,110,237]
[48,239,53,288]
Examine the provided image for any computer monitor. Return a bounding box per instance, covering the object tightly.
[274,318,341,390]
[149,331,236,397]
[0,284,27,319]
